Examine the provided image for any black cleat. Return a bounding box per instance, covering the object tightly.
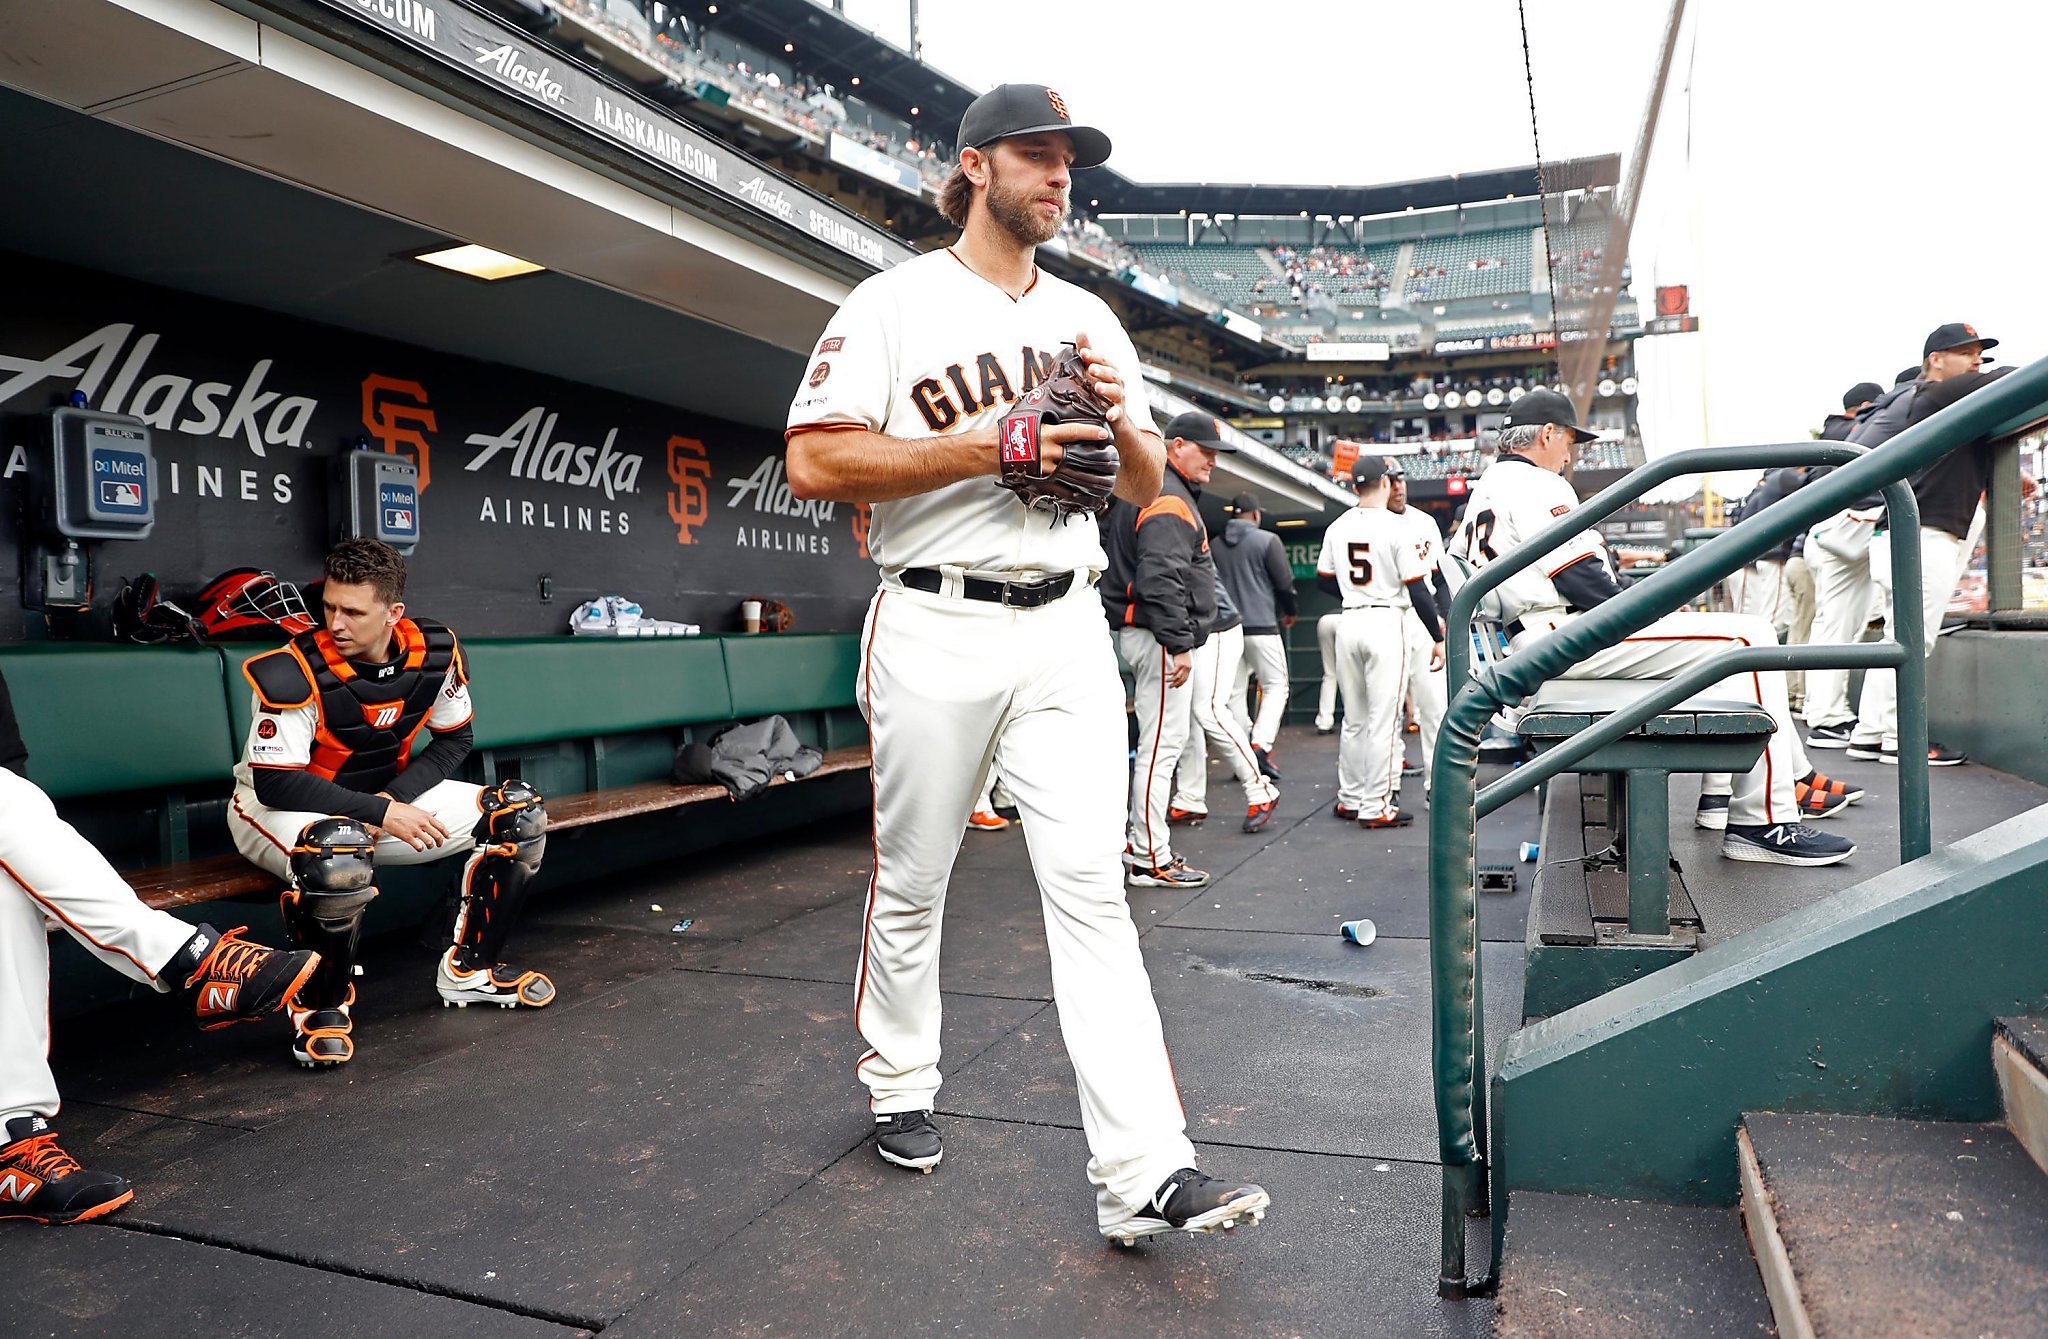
[874,1109,943,1172]
[1253,746,1281,780]
[169,924,320,1032]
[0,1116,133,1225]
[1241,800,1277,834]
[1102,1167,1270,1245]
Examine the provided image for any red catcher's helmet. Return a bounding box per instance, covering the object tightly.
[192,568,316,639]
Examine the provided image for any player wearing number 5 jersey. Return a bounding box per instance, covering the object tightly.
[784,83,1267,1244]
[1317,456,1444,827]
[1451,391,1858,865]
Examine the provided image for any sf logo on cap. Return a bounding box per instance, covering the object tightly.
[1046,89,1069,120]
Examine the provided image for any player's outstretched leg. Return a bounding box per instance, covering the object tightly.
[438,779,554,1009]
[161,923,320,1031]
[280,817,380,1068]
[1101,1167,1271,1246]
[0,1114,133,1225]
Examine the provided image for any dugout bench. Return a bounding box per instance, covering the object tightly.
[5,635,870,1012]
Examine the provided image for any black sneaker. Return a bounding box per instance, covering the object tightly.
[1723,823,1856,867]
[1128,858,1210,889]
[1694,794,1730,831]
[1844,740,1886,762]
[1805,721,1856,749]
[166,924,320,1032]
[1332,802,1359,820]
[1358,807,1414,829]
[874,1110,942,1173]
[1102,1167,1270,1245]
[1886,742,1969,767]
[0,1116,133,1224]
[1253,746,1281,780]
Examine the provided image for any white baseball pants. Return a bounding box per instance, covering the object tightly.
[1736,558,1791,639]
[1315,612,1343,732]
[1232,632,1292,751]
[1402,610,1448,779]
[1119,626,1194,869]
[2,768,195,1125]
[1784,555,1816,711]
[1801,512,1879,729]
[1537,610,1807,827]
[856,586,1196,1224]
[1854,521,1974,750]
[229,780,487,879]
[1334,607,1407,818]
[1173,624,1278,816]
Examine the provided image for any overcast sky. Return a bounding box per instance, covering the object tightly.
[834,0,2048,460]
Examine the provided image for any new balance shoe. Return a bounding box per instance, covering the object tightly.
[1253,746,1281,780]
[1798,769,1864,804]
[873,1109,942,1173]
[1805,721,1856,748]
[1794,784,1852,819]
[1694,794,1730,831]
[290,985,356,1068]
[1128,858,1210,889]
[1358,808,1414,830]
[1722,822,1856,866]
[1241,800,1277,834]
[966,810,1010,831]
[0,1116,132,1225]
[166,924,320,1032]
[1844,739,1886,761]
[1166,806,1207,827]
[1101,1167,1270,1245]
[436,948,556,1009]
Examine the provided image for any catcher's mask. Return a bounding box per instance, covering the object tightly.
[193,568,317,639]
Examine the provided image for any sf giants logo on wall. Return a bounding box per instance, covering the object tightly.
[850,503,872,559]
[666,435,712,544]
[362,702,402,729]
[362,374,438,489]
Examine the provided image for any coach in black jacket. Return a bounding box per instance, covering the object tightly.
[1101,411,1236,887]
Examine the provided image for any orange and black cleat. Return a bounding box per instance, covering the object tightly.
[1241,800,1277,834]
[1357,807,1414,830]
[167,924,320,1032]
[0,1116,133,1225]
[1166,806,1207,827]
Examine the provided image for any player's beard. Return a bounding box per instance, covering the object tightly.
[984,164,1066,247]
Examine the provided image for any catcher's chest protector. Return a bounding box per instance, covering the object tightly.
[252,619,458,791]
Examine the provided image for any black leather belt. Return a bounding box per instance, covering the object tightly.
[901,567,1076,609]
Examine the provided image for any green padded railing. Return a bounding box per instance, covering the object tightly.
[1426,353,2048,1296]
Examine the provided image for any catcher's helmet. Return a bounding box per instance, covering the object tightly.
[193,568,316,639]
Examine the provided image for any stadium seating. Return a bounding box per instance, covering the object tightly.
[1402,228,1533,301]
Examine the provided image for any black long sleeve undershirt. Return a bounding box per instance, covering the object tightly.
[1404,578,1444,643]
[251,767,390,826]
[1552,554,1626,613]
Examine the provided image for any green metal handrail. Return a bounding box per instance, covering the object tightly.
[1426,353,2048,1296]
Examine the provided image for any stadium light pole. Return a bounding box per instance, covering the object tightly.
[1561,0,1686,425]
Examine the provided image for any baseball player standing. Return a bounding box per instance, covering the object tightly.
[784,83,1268,1243]
[1317,456,1443,827]
[1452,392,1858,864]
[1213,493,1298,775]
[0,667,317,1224]
[1385,461,1451,784]
[1313,609,1343,734]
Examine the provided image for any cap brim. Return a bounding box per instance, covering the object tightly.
[983,122,1112,169]
[1566,425,1599,444]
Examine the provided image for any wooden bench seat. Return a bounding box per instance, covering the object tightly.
[103,744,872,916]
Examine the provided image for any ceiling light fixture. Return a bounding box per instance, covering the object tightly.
[411,244,546,281]
[1275,519,1309,528]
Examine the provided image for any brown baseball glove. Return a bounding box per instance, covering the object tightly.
[994,343,1118,523]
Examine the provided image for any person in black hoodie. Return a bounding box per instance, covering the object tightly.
[1102,412,1233,888]
[1212,493,1298,776]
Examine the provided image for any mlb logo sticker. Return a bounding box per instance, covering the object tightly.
[362,702,403,729]
[1000,417,1039,466]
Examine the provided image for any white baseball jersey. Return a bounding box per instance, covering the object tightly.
[233,662,471,790]
[1450,456,1607,620]
[785,247,1156,574]
[1317,503,1431,608]
[1393,504,1445,576]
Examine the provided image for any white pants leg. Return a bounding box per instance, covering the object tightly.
[1857,525,1971,750]
[1334,607,1406,817]
[855,587,1195,1224]
[1401,611,1447,779]
[1119,626,1192,868]
[1173,626,1277,815]
[230,779,486,881]
[1,768,196,1124]
[1784,554,1816,710]
[1227,645,1255,739]
[1557,610,1800,827]
[1242,632,1291,750]
[1740,558,1790,639]
[1801,517,1877,728]
[1315,613,1342,731]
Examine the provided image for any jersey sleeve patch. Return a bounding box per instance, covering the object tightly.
[1550,505,1573,517]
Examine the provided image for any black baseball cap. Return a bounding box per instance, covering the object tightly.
[1923,322,1999,357]
[1351,455,1392,487]
[1163,411,1238,452]
[1226,492,1260,515]
[1844,381,1884,409]
[1384,457,1406,480]
[958,84,1111,169]
[1499,387,1597,444]
[1895,366,1921,386]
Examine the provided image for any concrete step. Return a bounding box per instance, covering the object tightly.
[1739,1112,2048,1339]
[1995,1016,2048,1178]
[1493,1191,1775,1338]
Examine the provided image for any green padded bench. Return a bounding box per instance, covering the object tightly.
[1518,678,1773,940]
